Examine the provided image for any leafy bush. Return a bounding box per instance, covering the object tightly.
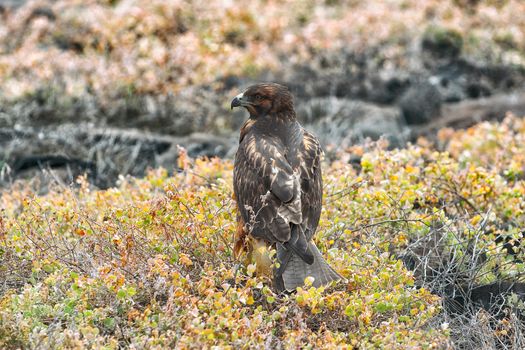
[2,115,525,348]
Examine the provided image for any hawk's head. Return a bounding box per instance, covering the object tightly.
[231,83,294,118]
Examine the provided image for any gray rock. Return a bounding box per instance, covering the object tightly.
[296,98,407,149]
[0,124,235,190]
[410,89,525,141]
[421,25,463,61]
[399,81,442,125]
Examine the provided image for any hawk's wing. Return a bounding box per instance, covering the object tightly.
[273,128,323,269]
[233,132,302,244]
[234,127,323,259]
[297,129,323,241]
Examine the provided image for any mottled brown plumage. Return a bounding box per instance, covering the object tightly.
[231,83,341,292]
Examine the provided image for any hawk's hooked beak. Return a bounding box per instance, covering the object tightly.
[231,92,244,110]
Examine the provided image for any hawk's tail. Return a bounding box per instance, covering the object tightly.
[274,242,341,292]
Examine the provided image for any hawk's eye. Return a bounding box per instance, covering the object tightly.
[254,94,262,101]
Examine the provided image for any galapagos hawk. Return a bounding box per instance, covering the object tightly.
[231,82,341,292]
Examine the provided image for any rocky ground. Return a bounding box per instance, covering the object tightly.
[1,49,524,191]
[0,0,524,190]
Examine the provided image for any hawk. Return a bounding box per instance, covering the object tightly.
[231,82,341,292]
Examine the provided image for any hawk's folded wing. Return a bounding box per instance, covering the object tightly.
[234,133,302,244]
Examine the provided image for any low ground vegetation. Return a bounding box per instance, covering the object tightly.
[2,116,525,348]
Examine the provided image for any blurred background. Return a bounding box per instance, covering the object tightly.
[0,0,524,190]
